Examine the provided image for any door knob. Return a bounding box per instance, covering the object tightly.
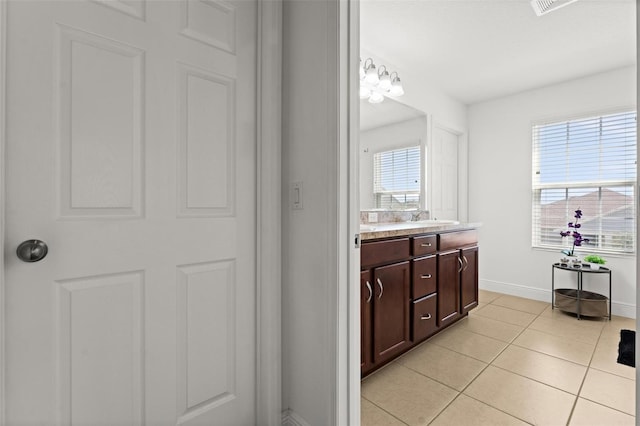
[16,239,48,263]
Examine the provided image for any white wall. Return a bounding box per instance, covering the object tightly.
[360,116,427,210]
[468,66,637,318]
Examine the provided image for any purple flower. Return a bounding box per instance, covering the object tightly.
[560,207,587,255]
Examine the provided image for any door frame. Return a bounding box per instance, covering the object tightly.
[0,1,283,423]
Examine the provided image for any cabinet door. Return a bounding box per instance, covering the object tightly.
[373,261,410,364]
[437,250,461,326]
[461,246,479,314]
[361,270,373,375]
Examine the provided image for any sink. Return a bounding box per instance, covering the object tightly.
[412,219,460,225]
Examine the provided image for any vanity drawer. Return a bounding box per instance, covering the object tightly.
[412,255,436,298]
[412,235,437,256]
[361,238,410,268]
[413,293,437,342]
[438,230,478,251]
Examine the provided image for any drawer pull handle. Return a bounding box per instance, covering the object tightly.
[420,274,432,279]
[458,256,464,273]
[365,281,372,303]
[462,255,469,271]
[376,278,384,299]
[420,243,432,247]
[420,313,432,320]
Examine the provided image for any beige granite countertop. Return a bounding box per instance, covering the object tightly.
[360,221,481,241]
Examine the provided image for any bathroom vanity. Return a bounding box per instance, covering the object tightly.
[360,224,479,377]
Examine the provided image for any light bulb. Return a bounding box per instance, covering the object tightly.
[378,71,391,91]
[368,92,384,104]
[364,64,379,85]
[389,76,404,96]
[359,85,371,99]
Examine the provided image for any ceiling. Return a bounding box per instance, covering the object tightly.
[360,0,636,106]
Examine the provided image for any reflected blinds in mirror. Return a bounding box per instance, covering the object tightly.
[374,146,420,210]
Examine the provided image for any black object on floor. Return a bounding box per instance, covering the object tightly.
[617,329,635,368]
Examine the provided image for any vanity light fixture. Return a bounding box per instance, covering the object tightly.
[359,57,404,104]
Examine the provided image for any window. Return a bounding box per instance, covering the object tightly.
[373,146,420,209]
[532,111,637,254]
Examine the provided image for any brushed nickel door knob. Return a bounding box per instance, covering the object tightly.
[16,239,48,263]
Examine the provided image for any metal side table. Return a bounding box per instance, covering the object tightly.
[551,263,611,320]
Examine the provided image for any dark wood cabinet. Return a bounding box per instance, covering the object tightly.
[437,250,461,327]
[372,261,411,365]
[461,246,479,314]
[361,228,478,377]
[360,270,373,374]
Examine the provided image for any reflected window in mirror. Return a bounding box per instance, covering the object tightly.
[373,146,420,209]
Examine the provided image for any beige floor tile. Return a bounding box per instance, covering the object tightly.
[492,345,587,394]
[580,368,635,415]
[590,333,635,380]
[399,342,487,391]
[512,329,595,365]
[453,315,524,343]
[491,294,549,315]
[429,326,508,363]
[430,394,529,426]
[601,316,636,340]
[361,363,458,426]
[569,398,635,426]
[528,315,604,345]
[361,398,407,426]
[464,366,576,425]
[478,289,502,305]
[472,304,537,327]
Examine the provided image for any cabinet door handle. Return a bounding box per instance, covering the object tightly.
[376,278,384,299]
[420,274,432,279]
[462,256,469,271]
[420,243,432,247]
[420,313,432,320]
[365,281,372,303]
[458,256,464,273]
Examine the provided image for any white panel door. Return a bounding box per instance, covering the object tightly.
[4,1,257,424]
[431,126,459,220]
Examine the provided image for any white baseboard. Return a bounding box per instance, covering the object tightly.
[281,409,311,426]
[480,278,636,319]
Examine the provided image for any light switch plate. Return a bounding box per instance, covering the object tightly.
[292,181,303,210]
[368,212,378,223]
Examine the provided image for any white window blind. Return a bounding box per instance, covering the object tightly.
[374,146,420,209]
[532,110,637,254]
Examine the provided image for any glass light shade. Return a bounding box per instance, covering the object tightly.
[368,91,384,104]
[359,85,371,99]
[359,60,365,81]
[364,64,379,85]
[389,77,404,96]
[378,71,391,91]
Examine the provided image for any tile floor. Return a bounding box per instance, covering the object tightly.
[361,290,636,425]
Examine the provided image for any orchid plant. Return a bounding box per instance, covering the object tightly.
[560,208,589,256]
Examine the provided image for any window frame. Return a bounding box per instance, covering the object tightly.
[531,109,637,255]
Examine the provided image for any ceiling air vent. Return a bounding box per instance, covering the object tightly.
[530,0,580,16]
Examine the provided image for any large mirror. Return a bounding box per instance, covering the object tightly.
[360,98,428,211]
